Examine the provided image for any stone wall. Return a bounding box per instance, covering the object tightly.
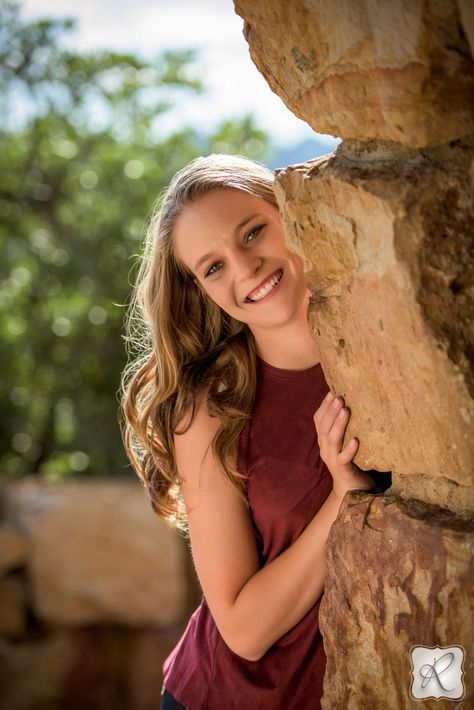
[234,0,473,707]
[0,478,199,710]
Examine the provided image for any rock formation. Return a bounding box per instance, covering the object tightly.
[0,478,194,709]
[234,0,473,706]
[234,0,474,147]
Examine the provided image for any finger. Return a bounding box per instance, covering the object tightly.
[318,396,345,437]
[326,409,352,452]
[314,390,335,418]
[313,390,336,428]
[326,406,349,445]
[337,436,359,465]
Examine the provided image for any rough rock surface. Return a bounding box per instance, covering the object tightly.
[273,138,474,514]
[319,490,474,708]
[0,478,188,627]
[234,0,474,147]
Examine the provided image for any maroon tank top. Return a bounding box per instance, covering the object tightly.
[163,354,333,709]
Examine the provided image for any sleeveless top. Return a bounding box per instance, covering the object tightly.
[162,354,333,709]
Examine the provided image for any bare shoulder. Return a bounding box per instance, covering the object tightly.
[173,388,242,510]
[173,388,221,488]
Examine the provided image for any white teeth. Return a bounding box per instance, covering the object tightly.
[248,270,282,302]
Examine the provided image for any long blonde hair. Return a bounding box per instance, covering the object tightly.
[119,154,277,533]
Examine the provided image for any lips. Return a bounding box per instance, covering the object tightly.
[245,269,283,302]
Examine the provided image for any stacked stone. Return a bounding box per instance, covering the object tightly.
[234,1,473,706]
[0,478,192,709]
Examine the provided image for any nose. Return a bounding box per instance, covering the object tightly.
[232,249,262,281]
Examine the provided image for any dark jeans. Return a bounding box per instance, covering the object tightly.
[160,686,188,710]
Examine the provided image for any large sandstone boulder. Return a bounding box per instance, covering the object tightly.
[319,490,474,708]
[234,0,474,147]
[273,138,474,515]
[0,478,188,627]
[234,1,474,708]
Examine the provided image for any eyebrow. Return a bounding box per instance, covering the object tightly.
[193,212,264,272]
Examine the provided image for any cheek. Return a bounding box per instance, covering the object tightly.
[205,281,234,308]
[288,253,308,292]
[286,250,305,274]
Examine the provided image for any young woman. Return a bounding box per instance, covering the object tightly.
[120,154,381,709]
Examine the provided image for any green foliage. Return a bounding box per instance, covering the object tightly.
[0,1,272,480]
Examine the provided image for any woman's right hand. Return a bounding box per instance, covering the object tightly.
[313,391,375,500]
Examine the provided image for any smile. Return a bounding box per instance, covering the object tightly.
[245,269,283,303]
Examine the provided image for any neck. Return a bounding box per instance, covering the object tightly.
[251,305,321,371]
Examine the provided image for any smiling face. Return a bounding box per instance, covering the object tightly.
[173,188,310,336]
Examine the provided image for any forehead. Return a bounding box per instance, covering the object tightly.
[173,188,275,267]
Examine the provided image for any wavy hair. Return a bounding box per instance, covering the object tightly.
[119,154,277,533]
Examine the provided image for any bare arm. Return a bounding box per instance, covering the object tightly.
[175,391,374,662]
[226,489,343,660]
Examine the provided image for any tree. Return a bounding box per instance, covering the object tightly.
[0,1,272,480]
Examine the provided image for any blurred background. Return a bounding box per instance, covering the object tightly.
[0,1,338,707]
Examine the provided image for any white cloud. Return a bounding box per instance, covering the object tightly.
[20,0,333,147]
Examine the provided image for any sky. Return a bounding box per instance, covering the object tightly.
[20,0,338,151]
